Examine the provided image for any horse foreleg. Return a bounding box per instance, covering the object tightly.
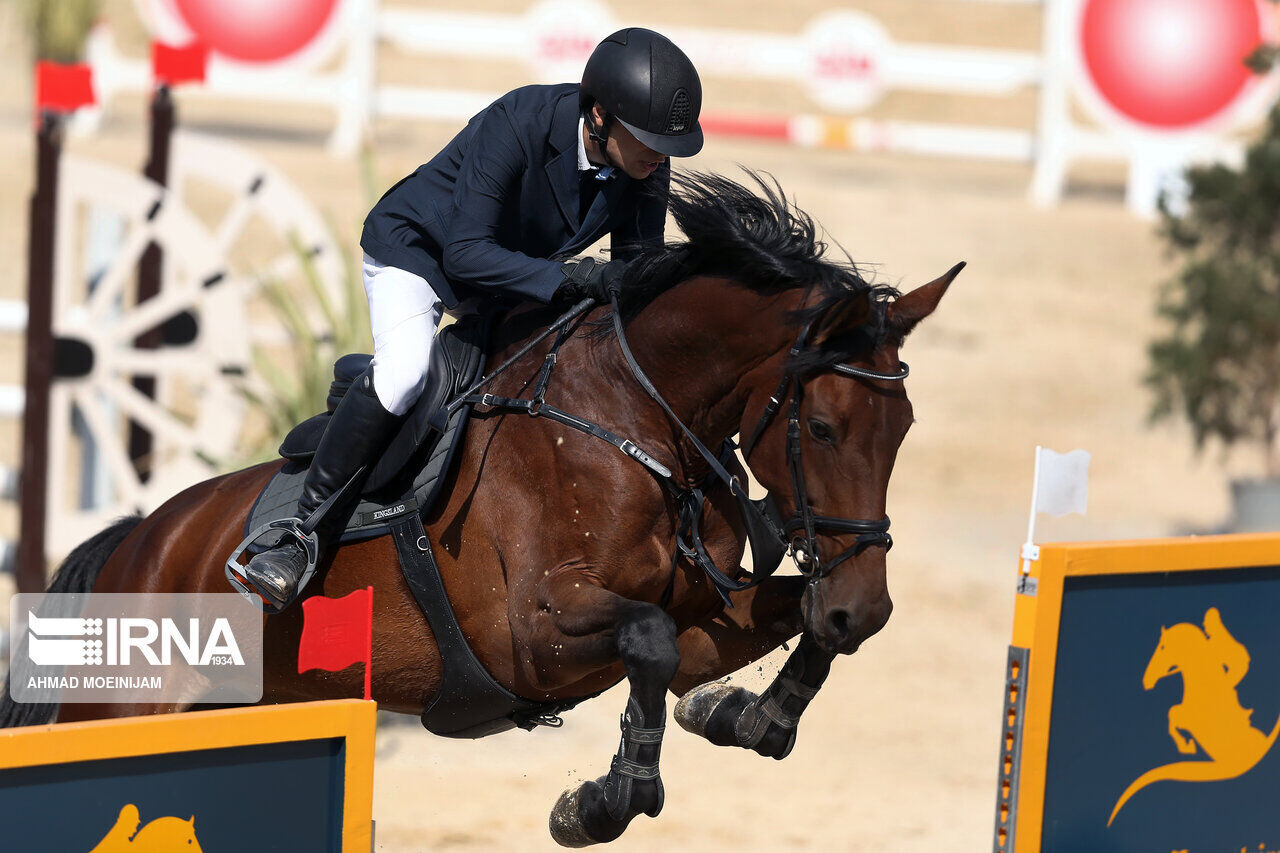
[671,576,832,760]
[538,575,679,848]
[677,634,832,760]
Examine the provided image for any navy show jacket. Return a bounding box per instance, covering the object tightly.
[360,83,670,310]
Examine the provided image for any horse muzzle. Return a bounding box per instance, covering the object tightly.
[802,577,893,655]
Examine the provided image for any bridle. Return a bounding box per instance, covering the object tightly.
[738,323,908,580]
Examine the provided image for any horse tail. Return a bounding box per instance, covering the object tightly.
[1107,716,1280,828]
[0,515,143,728]
[1108,761,1223,825]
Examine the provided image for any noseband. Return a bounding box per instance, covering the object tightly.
[739,324,908,580]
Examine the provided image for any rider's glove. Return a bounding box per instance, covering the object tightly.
[556,257,627,304]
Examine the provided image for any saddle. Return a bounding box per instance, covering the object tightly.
[242,312,584,738]
[246,313,488,544]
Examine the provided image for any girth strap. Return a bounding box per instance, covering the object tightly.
[391,511,572,737]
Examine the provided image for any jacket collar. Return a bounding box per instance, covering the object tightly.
[547,91,584,229]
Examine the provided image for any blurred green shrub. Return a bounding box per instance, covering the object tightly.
[1146,96,1280,475]
[234,234,372,467]
[232,148,380,467]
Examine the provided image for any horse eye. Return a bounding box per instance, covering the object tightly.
[808,419,835,444]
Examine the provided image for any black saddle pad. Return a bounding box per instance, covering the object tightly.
[244,313,491,546]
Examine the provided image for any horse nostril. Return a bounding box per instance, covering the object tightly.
[825,608,853,642]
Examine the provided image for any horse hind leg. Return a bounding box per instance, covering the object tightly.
[539,580,679,847]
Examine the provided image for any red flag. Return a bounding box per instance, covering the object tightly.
[298,586,374,700]
[152,41,208,85]
[34,62,95,114]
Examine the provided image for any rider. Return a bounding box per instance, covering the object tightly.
[239,28,705,611]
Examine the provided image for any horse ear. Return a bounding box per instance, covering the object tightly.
[812,295,872,347]
[888,261,964,337]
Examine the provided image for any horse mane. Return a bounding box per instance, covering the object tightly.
[604,169,902,373]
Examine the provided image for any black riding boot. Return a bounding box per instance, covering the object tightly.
[242,369,402,611]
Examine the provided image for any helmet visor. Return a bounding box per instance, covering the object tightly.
[617,117,704,158]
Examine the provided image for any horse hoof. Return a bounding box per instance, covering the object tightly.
[549,783,596,848]
[674,682,750,738]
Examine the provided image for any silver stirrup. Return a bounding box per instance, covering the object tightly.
[225,518,320,613]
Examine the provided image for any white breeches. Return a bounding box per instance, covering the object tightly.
[361,252,444,416]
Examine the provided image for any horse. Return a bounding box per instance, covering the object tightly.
[90,805,203,853]
[1109,607,1280,824]
[1,171,960,846]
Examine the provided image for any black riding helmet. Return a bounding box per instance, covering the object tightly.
[580,28,703,158]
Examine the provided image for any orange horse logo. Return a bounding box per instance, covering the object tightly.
[88,803,202,852]
[1109,607,1280,825]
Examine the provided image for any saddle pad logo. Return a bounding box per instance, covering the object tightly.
[1109,607,1280,825]
[372,504,406,521]
[89,804,202,852]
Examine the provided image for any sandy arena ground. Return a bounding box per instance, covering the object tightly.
[0,1,1268,850]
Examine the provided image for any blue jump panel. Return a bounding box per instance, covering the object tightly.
[0,736,347,852]
[1041,565,1280,852]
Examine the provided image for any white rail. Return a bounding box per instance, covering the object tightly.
[0,386,23,419]
[0,300,26,333]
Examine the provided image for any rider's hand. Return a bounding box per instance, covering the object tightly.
[556,257,627,303]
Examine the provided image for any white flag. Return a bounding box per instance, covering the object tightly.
[1034,448,1090,517]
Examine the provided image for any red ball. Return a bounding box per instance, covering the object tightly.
[1081,0,1263,128]
[174,0,339,63]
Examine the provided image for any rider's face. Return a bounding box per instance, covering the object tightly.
[590,103,667,180]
